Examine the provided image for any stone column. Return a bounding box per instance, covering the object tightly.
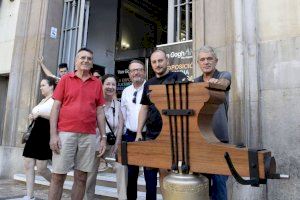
[192,0,204,77]
[193,0,237,140]
[2,0,63,147]
[1,0,63,178]
[230,0,266,199]
[2,0,48,146]
[193,0,265,199]
[257,0,300,199]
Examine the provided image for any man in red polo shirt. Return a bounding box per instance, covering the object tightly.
[48,48,107,200]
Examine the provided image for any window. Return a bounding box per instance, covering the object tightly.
[168,0,192,42]
[58,0,90,71]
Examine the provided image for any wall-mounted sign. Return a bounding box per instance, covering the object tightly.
[50,27,57,39]
[157,40,193,80]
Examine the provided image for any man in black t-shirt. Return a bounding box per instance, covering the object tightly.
[135,49,186,199]
[137,50,187,141]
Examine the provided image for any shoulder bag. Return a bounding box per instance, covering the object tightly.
[21,120,35,144]
[105,117,116,145]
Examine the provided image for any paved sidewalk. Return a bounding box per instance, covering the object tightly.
[0,179,116,200]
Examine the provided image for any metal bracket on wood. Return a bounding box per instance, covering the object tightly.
[224,149,265,187]
[162,109,194,116]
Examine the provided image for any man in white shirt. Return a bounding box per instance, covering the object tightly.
[121,60,157,200]
[121,60,146,136]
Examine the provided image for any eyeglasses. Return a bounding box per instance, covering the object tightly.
[132,91,138,104]
[129,68,144,73]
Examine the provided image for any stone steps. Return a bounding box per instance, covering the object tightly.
[14,169,162,200]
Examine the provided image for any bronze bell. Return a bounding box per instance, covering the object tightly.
[163,172,209,200]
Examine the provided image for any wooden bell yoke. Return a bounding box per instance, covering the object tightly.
[118,81,287,186]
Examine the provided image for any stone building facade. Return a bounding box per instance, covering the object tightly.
[0,0,299,199]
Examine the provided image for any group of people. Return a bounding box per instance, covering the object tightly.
[22,45,231,200]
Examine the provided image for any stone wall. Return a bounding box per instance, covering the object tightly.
[193,0,300,199]
[0,0,20,74]
[0,0,63,178]
[0,146,23,179]
[0,1,299,196]
[258,1,300,199]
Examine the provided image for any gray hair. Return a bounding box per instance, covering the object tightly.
[198,45,218,60]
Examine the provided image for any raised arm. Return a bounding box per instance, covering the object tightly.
[38,57,60,81]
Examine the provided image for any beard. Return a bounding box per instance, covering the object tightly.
[132,76,144,84]
[154,66,168,76]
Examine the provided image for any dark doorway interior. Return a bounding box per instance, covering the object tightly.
[92,64,105,76]
[116,0,168,54]
[0,76,9,144]
[114,0,168,96]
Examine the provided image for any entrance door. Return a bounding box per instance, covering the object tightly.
[58,0,90,71]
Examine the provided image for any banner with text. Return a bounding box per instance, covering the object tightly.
[157,40,193,80]
[115,63,131,99]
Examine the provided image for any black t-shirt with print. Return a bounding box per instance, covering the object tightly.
[141,71,187,105]
[140,71,187,140]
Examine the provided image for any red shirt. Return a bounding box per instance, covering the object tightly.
[53,72,105,134]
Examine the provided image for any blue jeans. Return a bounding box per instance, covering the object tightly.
[211,175,228,200]
[124,130,158,200]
